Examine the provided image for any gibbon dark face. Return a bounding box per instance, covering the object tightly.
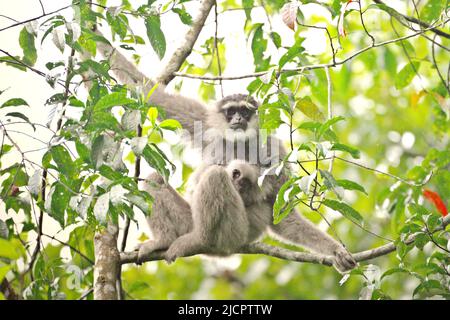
[231,168,252,192]
[216,94,259,131]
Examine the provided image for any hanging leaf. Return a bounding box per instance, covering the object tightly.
[121,109,141,131]
[94,92,135,111]
[173,8,193,25]
[295,97,325,121]
[335,179,367,195]
[51,145,77,179]
[50,183,70,227]
[1,98,29,109]
[330,143,361,159]
[52,28,66,53]
[19,27,37,66]
[159,119,182,131]
[145,15,166,60]
[28,170,42,196]
[395,62,420,89]
[323,199,364,225]
[5,112,36,131]
[131,137,148,156]
[94,193,110,224]
[320,169,344,200]
[281,2,299,31]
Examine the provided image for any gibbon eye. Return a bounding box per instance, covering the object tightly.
[232,169,241,180]
[226,108,235,117]
[240,108,251,119]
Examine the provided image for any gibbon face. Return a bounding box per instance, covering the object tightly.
[226,160,261,206]
[207,94,259,138]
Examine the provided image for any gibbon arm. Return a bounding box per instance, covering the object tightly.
[269,210,356,271]
[94,34,207,135]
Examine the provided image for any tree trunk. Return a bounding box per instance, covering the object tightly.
[93,223,120,300]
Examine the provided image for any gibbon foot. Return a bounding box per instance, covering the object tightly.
[333,247,357,272]
[136,240,169,265]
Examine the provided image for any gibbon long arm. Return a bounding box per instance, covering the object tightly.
[95,35,207,135]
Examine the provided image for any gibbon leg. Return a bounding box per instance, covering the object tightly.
[137,173,192,264]
[165,165,248,262]
[269,209,357,272]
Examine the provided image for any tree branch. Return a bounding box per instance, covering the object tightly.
[172,19,449,81]
[156,0,216,85]
[372,0,450,40]
[120,215,450,267]
[94,223,120,300]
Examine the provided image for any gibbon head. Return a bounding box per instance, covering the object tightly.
[226,160,262,206]
[206,94,259,139]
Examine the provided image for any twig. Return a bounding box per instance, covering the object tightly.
[334,156,432,187]
[172,19,450,81]
[0,4,73,33]
[42,233,94,264]
[431,34,450,96]
[371,0,450,40]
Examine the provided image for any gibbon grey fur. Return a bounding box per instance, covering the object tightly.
[95,36,356,271]
[225,160,356,272]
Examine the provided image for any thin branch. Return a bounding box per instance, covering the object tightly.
[38,0,46,15]
[213,2,224,98]
[155,0,216,84]
[172,19,449,81]
[334,156,432,187]
[42,233,94,264]
[431,34,450,96]
[371,0,450,40]
[120,215,450,266]
[0,4,73,33]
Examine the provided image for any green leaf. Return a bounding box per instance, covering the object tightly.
[19,27,37,66]
[319,169,344,199]
[147,107,158,124]
[243,0,254,20]
[251,24,270,72]
[5,112,36,130]
[145,15,166,60]
[395,62,420,89]
[273,178,301,224]
[50,183,70,227]
[331,143,361,159]
[1,98,29,109]
[93,92,135,111]
[173,8,193,25]
[91,135,105,169]
[295,97,325,121]
[0,239,21,259]
[159,119,182,130]
[420,0,446,22]
[0,56,27,71]
[51,145,77,179]
[335,179,367,195]
[323,199,364,225]
[318,116,345,139]
[142,144,170,180]
[279,40,304,69]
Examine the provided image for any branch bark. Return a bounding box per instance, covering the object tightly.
[120,215,450,267]
[156,0,216,85]
[94,223,120,300]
